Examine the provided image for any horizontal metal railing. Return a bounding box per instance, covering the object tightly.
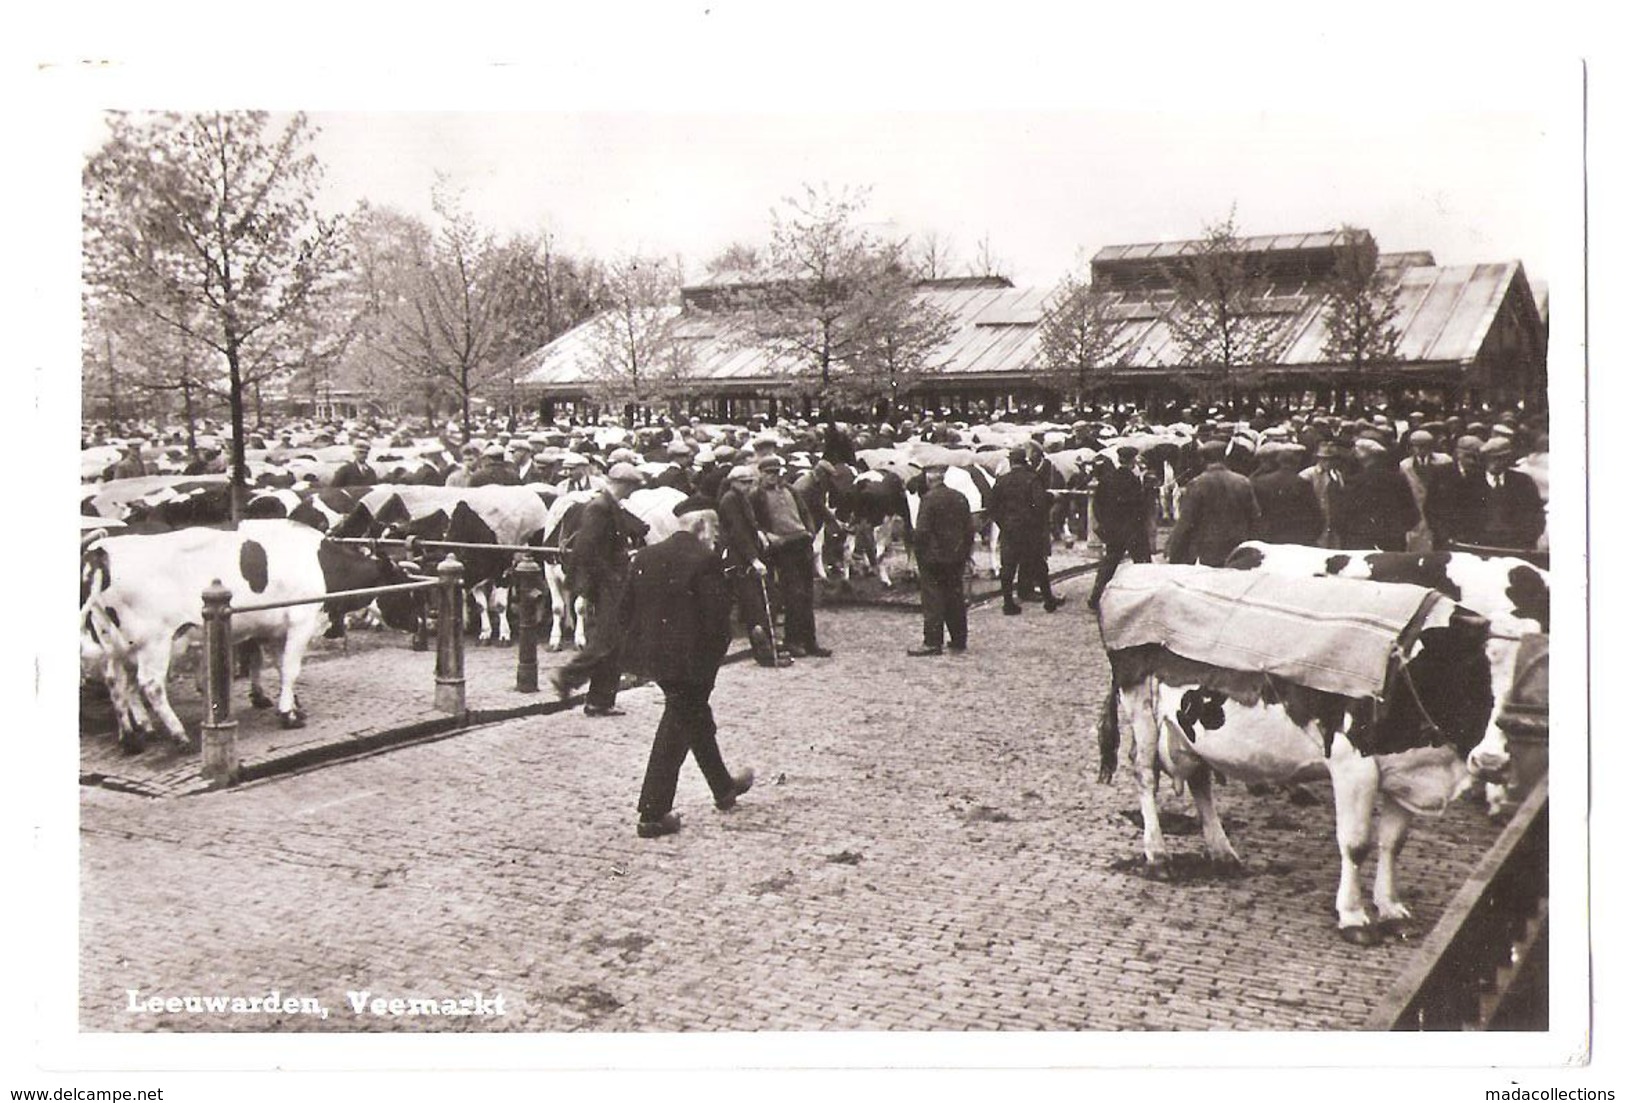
[233,578,436,615]
[325,536,559,556]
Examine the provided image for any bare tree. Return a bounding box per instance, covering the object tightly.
[83,111,348,518]
[969,233,1010,280]
[908,230,958,281]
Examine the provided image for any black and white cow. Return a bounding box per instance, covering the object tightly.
[244,486,374,532]
[536,486,685,651]
[342,485,559,643]
[1098,569,1505,945]
[1222,541,1549,817]
[80,519,419,751]
[819,466,912,586]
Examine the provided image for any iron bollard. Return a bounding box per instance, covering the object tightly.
[199,579,240,788]
[512,552,542,692]
[434,554,467,719]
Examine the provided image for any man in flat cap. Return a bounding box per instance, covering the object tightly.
[1086,446,1156,611]
[1424,434,1489,549]
[717,463,787,667]
[331,439,378,488]
[650,438,697,494]
[1300,439,1348,547]
[1474,437,1545,549]
[1166,439,1260,566]
[1334,437,1417,552]
[619,502,755,838]
[908,461,974,655]
[987,446,1063,614]
[469,442,522,487]
[749,453,830,658]
[1399,429,1451,551]
[550,462,650,717]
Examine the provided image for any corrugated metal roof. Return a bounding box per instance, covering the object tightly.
[1092,229,1359,265]
[516,258,1534,389]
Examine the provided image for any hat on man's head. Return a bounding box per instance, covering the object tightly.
[672,495,713,516]
[666,440,692,456]
[482,443,506,458]
[756,454,785,472]
[1408,429,1436,447]
[694,447,716,465]
[1480,438,1514,458]
[606,462,645,485]
[1455,435,1485,453]
[726,464,758,482]
[1197,440,1228,461]
[713,445,738,463]
[1352,438,1387,461]
[510,438,533,452]
[560,451,589,467]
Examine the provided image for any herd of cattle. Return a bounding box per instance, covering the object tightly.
[78,425,1550,946]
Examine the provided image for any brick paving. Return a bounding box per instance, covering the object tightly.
[78,566,1514,1032]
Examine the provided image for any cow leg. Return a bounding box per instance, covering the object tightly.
[544,567,568,651]
[1120,679,1171,874]
[133,642,191,749]
[1372,791,1421,937]
[486,583,511,644]
[274,618,319,728]
[872,521,894,587]
[1477,638,1519,817]
[573,593,590,650]
[811,524,830,581]
[986,522,1002,578]
[1187,764,1242,868]
[1327,735,1382,944]
[247,642,274,709]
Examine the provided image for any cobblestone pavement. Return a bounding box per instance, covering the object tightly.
[79,571,1510,1032]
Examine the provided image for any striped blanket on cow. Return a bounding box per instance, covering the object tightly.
[1099,564,1445,700]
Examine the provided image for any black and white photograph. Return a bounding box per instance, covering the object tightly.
[11,6,1610,1099]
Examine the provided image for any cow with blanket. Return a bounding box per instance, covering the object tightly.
[1095,563,1506,944]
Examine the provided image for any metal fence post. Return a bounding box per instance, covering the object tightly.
[199,579,240,788]
[435,554,467,719]
[512,552,542,692]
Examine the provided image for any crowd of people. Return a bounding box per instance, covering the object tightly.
[82,397,1549,838]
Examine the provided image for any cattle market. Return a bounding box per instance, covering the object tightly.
[78,394,1553,1033]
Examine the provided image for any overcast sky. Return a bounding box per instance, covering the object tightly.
[302,108,1563,289]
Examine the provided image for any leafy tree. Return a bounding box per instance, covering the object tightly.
[1319,226,1402,405]
[727,183,953,413]
[1037,272,1133,401]
[580,254,690,419]
[83,111,348,517]
[1160,207,1288,394]
[353,181,521,437]
[842,242,957,415]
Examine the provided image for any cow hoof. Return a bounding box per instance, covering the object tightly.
[119,728,150,754]
[1143,861,1172,882]
[1338,924,1383,947]
[249,689,274,709]
[278,710,306,730]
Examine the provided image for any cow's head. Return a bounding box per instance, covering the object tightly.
[1378,606,1505,779]
[317,541,422,635]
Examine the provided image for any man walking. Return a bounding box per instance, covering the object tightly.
[908,461,973,656]
[620,504,754,839]
[550,463,649,717]
[1086,446,1155,610]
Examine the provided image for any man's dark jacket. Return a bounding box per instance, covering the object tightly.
[913,484,974,567]
[618,530,732,683]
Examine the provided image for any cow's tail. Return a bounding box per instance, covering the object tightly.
[1096,662,1121,784]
